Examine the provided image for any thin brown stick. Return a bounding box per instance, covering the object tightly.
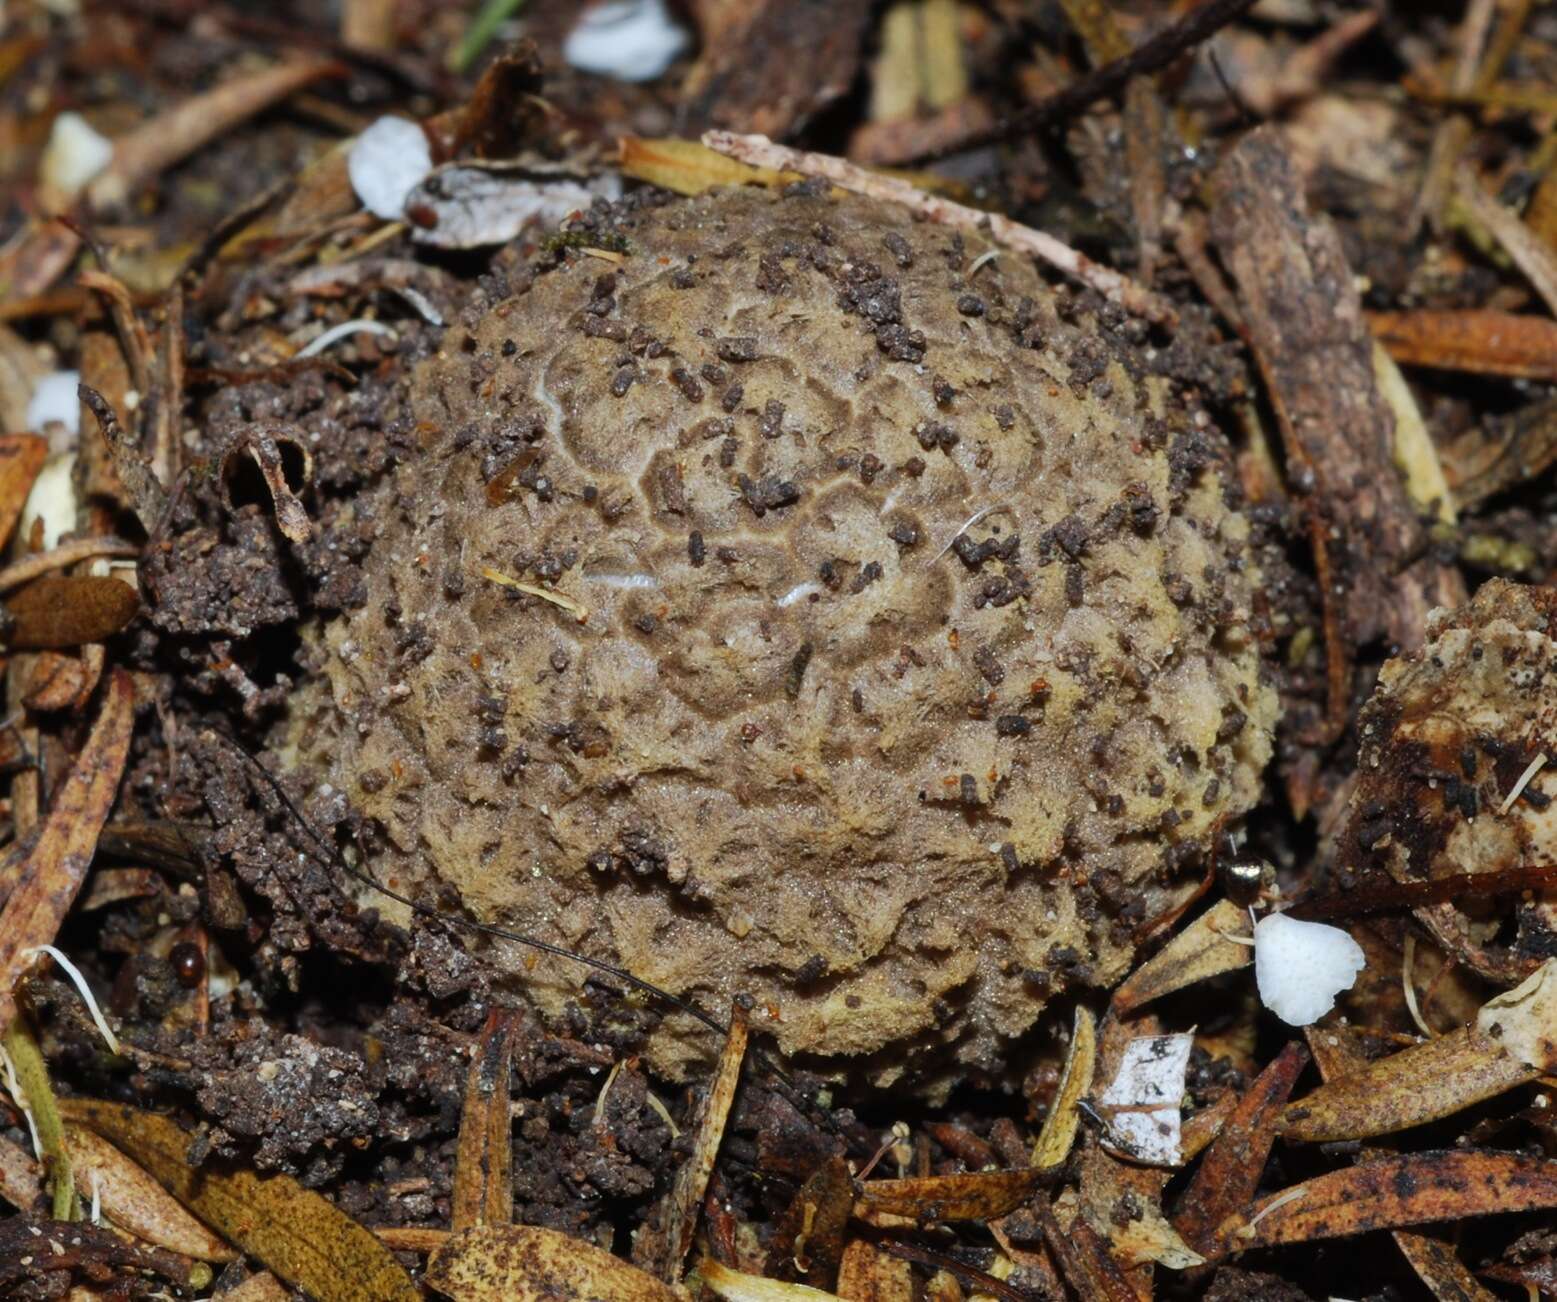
[87,59,344,211]
[701,130,1177,325]
[0,538,138,595]
[927,0,1258,159]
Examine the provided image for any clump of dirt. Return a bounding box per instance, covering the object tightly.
[287,185,1278,1089]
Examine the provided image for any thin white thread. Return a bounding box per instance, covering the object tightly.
[23,946,120,1055]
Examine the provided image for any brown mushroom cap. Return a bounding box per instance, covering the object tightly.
[289,186,1277,1088]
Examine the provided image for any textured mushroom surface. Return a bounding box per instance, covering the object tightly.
[290,186,1277,1085]
[1343,579,1557,983]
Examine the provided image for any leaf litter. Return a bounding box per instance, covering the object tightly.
[12,1,1557,1298]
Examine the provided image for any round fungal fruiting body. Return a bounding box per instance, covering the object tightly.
[290,187,1277,1089]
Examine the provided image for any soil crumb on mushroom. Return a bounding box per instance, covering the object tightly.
[287,186,1278,1090]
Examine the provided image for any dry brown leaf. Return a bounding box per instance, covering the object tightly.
[1174,1041,1308,1254]
[1368,308,1557,381]
[1216,1150,1557,1251]
[0,435,47,551]
[23,650,92,712]
[3,575,139,650]
[657,1002,748,1281]
[1032,1005,1096,1168]
[1112,899,1251,1015]
[57,1098,419,1302]
[67,1124,237,1262]
[854,1168,1042,1224]
[1037,1196,1138,1302]
[451,1008,519,1232]
[767,1155,852,1286]
[619,136,797,197]
[0,667,133,1038]
[424,1223,682,1301]
[1280,1024,1536,1144]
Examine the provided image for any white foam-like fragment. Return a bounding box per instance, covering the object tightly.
[1254,911,1366,1027]
[25,371,80,436]
[40,113,113,199]
[563,0,690,83]
[348,116,433,220]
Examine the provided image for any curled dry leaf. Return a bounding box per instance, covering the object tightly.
[57,1098,418,1302]
[854,1167,1043,1224]
[66,1125,236,1262]
[1217,1150,1557,1251]
[0,667,133,1039]
[766,1155,851,1286]
[1112,898,1252,1015]
[424,1224,683,1302]
[1031,1004,1096,1168]
[223,430,314,545]
[2,575,139,650]
[1280,1024,1534,1144]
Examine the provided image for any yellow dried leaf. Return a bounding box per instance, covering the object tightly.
[1033,1005,1096,1168]
[424,1224,683,1301]
[700,1257,841,1300]
[619,137,798,197]
[58,1098,418,1302]
[1113,899,1252,1014]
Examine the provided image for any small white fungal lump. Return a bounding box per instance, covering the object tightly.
[348,116,433,221]
[26,370,81,437]
[40,112,113,200]
[1254,912,1366,1027]
[563,0,690,82]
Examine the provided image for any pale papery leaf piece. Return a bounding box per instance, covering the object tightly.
[1097,1033,1193,1166]
[405,163,620,249]
[1476,956,1557,1070]
[424,1223,683,1301]
[0,668,133,1039]
[1254,912,1366,1026]
[66,1125,237,1262]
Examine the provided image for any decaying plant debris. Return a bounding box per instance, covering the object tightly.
[15,0,1557,1298]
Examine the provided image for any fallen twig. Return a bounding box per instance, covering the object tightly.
[701,130,1176,325]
